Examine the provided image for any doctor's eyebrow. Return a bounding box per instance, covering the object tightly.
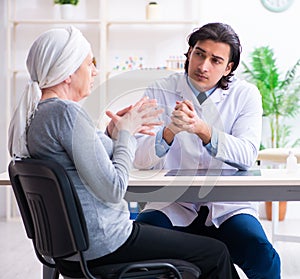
[195,46,225,62]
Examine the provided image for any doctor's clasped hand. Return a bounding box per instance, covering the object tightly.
[169,99,212,145]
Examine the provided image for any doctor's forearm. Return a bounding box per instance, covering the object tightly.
[214,132,258,170]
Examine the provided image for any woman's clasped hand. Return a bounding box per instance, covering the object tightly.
[105,96,164,139]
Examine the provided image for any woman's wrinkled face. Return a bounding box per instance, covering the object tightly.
[69,52,98,101]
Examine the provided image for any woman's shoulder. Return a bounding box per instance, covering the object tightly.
[39,97,79,107]
[39,98,83,115]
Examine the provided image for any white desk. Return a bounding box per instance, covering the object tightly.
[5,168,300,201]
[125,168,300,203]
[2,169,300,243]
[126,168,300,244]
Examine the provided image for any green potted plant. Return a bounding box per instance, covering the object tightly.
[54,0,79,19]
[243,46,300,149]
[242,46,300,220]
[54,0,79,5]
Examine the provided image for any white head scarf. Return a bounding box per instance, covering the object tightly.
[8,26,91,158]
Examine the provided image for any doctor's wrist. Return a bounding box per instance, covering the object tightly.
[163,126,176,145]
[196,122,212,145]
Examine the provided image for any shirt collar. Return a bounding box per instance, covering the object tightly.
[186,74,217,97]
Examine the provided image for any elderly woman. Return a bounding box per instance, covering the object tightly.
[8,26,240,279]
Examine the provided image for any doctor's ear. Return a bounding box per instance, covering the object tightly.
[224,62,234,77]
[187,47,193,59]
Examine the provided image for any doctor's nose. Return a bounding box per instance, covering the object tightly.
[198,59,210,72]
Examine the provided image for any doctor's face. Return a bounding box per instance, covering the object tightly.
[187,40,233,92]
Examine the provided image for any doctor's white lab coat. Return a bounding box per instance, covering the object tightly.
[134,73,263,227]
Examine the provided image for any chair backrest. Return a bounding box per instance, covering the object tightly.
[8,158,88,260]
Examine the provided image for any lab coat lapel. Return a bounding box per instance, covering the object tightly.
[175,76,195,101]
[209,88,230,104]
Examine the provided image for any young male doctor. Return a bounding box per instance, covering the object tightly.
[134,22,280,279]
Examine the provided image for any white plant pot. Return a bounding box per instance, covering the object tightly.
[60,4,76,20]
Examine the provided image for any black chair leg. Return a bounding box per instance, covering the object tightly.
[43,265,59,279]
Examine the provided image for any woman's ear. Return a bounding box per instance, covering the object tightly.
[64,76,72,84]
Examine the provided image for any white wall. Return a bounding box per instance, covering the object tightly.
[0,0,8,217]
[1,0,300,218]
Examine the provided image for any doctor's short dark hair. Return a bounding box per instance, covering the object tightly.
[184,22,242,90]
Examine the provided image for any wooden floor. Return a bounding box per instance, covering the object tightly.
[1,217,300,279]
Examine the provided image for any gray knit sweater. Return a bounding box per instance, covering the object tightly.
[27,98,134,260]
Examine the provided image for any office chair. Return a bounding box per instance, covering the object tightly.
[8,158,201,279]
